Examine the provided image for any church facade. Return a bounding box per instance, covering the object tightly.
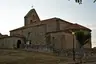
[0,9,92,51]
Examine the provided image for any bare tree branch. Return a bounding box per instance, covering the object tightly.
[94,0,96,3]
[69,0,96,4]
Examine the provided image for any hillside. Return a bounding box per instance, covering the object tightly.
[0,49,71,64]
[1,49,96,64]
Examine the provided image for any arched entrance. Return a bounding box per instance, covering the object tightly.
[17,40,21,48]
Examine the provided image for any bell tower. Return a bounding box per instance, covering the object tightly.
[24,8,40,26]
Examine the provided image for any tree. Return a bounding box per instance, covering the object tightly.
[75,30,91,48]
[75,0,82,4]
[69,0,96,4]
[75,30,91,63]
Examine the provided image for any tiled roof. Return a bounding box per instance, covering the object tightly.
[41,17,91,31]
[0,35,24,39]
[24,9,36,17]
[10,26,25,32]
[10,24,45,32]
[46,30,72,34]
[41,17,73,25]
[10,17,91,32]
[65,23,91,31]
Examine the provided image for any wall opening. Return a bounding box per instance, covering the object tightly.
[17,40,21,48]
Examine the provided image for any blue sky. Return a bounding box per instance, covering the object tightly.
[0,0,96,47]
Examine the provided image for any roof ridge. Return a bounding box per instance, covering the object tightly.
[41,17,73,25]
[41,17,57,21]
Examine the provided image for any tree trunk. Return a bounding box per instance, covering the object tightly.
[79,45,84,63]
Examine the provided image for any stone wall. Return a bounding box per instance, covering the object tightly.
[10,24,46,45]
[10,18,91,50]
[50,32,75,50]
[49,31,91,51]
[59,20,72,30]
[23,24,46,45]
[0,36,24,49]
[24,9,40,26]
[41,19,57,32]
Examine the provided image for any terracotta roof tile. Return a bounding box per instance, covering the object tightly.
[0,35,24,39]
[65,23,91,31]
[10,17,91,32]
[41,17,73,25]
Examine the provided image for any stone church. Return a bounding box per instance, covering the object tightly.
[0,8,92,51]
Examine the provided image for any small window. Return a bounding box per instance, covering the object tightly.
[52,37,55,39]
[33,15,35,20]
[30,20,33,23]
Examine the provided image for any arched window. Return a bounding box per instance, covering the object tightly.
[30,20,33,23]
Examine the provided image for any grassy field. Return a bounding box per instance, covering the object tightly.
[0,49,71,64]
